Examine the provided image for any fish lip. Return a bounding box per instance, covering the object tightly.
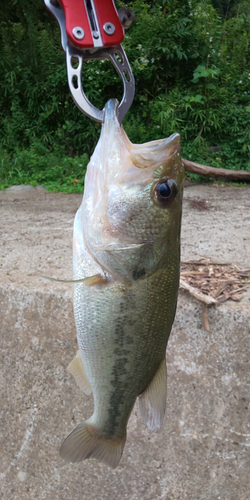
[86,239,149,255]
[104,241,146,252]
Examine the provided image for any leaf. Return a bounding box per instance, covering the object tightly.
[200,69,209,78]
[192,76,200,84]
[194,95,204,103]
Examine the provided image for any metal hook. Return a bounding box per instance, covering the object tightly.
[44,0,67,52]
[66,45,135,124]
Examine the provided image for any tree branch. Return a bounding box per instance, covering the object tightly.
[182,158,250,182]
[179,278,217,305]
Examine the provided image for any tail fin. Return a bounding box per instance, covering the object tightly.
[59,420,126,469]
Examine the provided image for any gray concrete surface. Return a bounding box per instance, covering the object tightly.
[0,184,250,499]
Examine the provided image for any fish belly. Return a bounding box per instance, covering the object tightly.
[73,212,179,440]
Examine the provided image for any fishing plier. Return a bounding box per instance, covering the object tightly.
[44,0,135,124]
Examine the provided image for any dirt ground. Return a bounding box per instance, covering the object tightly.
[0,183,249,290]
[0,183,250,500]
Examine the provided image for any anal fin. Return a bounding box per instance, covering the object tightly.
[67,351,92,396]
[138,357,167,431]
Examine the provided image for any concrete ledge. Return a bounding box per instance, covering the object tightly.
[1,284,249,500]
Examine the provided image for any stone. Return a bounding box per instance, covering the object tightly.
[4,185,47,197]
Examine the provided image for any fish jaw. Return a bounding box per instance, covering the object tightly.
[79,100,185,283]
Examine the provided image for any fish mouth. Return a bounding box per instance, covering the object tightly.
[85,236,147,263]
[104,241,146,252]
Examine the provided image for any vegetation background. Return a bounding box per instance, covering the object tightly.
[0,0,249,192]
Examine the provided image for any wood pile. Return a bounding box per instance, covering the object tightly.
[180,259,250,331]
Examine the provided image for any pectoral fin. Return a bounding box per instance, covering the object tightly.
[40,273,108,286]
[67,351,92,395]
[138,358,167,431]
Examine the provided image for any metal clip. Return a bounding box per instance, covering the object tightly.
[44,0,135,123]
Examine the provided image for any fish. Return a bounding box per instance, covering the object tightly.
[59,98,185,468]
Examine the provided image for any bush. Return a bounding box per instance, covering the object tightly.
[0,0,249,191]
[0,143,89,192]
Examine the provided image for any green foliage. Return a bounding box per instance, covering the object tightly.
[0,0,249,191]
[0,143,89,193]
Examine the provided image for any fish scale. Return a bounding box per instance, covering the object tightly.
[60,99,185,468]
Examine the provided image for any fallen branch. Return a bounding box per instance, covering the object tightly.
[179,278,217,305]
[182,158,250,182]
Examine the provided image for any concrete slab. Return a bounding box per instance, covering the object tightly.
[0,185,250,499]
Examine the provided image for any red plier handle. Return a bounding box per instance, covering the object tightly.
[58,0,124,49]
[45,0,135,124]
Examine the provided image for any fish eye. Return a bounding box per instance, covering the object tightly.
[154,179,177,207]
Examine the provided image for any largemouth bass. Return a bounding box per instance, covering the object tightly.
[60,99,185,468]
